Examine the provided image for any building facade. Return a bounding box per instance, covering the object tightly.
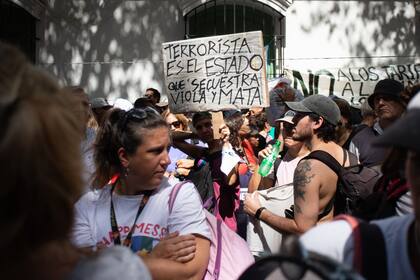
[2,0,419,102]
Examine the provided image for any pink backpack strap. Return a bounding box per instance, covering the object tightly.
[213,219,223,280]
[168,181,191,214]
[169,181,229,280]
[334,215,362,273]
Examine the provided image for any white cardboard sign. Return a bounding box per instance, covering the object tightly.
[162,31,269,113]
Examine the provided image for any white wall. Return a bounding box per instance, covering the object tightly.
[38,0,419,101]
[284,0,419,70]
[38,0,185,102]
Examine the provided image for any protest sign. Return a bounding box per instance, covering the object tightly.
[284,63,420,107]
[162,31,269,113]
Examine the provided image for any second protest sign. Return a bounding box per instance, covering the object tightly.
[162,31,269,113]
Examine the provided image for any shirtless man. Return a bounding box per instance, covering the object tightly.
[244,95,347,234]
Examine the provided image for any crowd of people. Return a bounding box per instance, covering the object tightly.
[1,41,420,280]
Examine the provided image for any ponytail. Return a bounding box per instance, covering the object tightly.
[92,107,167,188]
[92,108,124,188]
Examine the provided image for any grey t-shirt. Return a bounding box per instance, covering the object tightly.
[301,214,416,280]
[349,123,387,166]
[69,246,151,280]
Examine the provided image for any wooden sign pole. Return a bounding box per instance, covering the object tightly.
[211,111,224,140]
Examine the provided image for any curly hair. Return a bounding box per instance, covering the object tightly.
[224,112,243,149]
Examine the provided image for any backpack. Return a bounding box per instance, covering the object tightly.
[239,217,387,280]
[238,235,363,280]
[335,215,387,280]
[303,150,381,215]
[353,172,410,221]
[169,181,255,280]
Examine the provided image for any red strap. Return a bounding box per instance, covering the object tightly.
[241,139,257,165]
[109,174,120,185]
[386,179,409,200]
[334,215,362,274]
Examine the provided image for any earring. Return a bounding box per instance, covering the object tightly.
[124,167,130,177]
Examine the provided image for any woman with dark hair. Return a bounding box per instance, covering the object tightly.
[0,43,151,280]
[73,107,211,279]
[224,111,257,168]
[220,112,257,237]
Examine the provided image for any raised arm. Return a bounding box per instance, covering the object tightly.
[247,169,274,193]
[172,131,207,159]
[248,145,275,192]
[219,124,241,187]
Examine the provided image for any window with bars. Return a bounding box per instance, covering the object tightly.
[185,0,285,78]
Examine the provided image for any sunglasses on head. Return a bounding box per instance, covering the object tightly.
[120,107,159,129]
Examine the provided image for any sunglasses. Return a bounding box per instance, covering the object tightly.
[292,112,309,124]
[170,121,182,128]
[283,123,295,132]
[120,107,159,129]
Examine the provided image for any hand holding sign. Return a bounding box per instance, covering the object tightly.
[219,123,230,144]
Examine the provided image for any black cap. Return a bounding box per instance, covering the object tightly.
[374,93,420,153]
[367,79,404,108]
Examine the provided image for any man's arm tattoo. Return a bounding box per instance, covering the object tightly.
[293,160,315,213]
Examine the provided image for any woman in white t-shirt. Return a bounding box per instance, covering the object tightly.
[72,107,211,279]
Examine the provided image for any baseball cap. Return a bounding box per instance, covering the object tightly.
[156,100,169,107]
[223,109,241,119]
[285,95,341,126]
[374,91,420,153]
[90,97,112,109]
[367,79,404,108]
[275,110,296,124]
[113,98,133,111]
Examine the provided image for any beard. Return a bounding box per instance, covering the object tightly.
[292,126,312,142]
